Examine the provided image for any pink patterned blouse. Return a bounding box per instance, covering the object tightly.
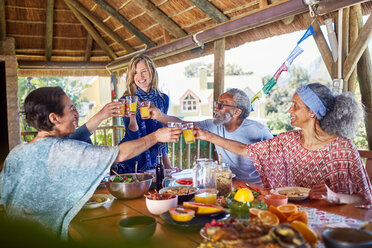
[247,130,372,203]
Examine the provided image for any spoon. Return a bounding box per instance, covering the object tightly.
[111,169,124,180]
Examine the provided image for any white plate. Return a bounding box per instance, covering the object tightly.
[83,194,114,209]
[271,187,310,201]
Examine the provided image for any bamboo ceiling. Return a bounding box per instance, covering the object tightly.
[1,0,371,76]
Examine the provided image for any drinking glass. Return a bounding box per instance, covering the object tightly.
[182,123,195,144]
[126,96,138,114]
[167,122,182,142]
[119,98,126,117]
[194,188,218,205]
[139,101,151,119]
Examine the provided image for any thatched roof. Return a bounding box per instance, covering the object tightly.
[1,0,371,76]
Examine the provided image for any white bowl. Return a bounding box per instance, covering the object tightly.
[145,194,178,215]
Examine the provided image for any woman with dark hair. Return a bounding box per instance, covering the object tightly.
[0,87,181,239]
[194,83,372,205]
[113,54,171,174]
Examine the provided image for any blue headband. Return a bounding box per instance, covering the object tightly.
[296,85,326,120]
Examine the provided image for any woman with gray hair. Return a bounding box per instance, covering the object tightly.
[194,83,372,205]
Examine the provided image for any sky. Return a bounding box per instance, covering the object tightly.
[157,15,371,88]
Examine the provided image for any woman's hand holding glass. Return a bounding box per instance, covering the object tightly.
[154,127,182,143]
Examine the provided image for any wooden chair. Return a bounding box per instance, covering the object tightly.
[358,150,372,182]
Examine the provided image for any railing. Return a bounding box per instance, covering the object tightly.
[21,125,214,169]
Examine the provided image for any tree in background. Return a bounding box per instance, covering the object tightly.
[18,77,91,133]
[184,62,252,77]
[263,65,367,149]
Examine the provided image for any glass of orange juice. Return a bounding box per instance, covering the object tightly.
[119,98,126,117]
[167,122,182,142]
[126,96,138,114]
[182,123,195,144]
[194,188,218,205]
[139,100,151,119]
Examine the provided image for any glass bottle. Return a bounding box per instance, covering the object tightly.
[193,158,216,189]
[155,153,165,191]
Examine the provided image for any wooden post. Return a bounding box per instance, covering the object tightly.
[342,8,349,92]
[213,38,225,102]
[348,5,358,93]
[354,5,372,149]
[112,71,121,145]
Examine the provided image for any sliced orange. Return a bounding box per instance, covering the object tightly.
[277,204,298,218]
[290,220,318,245]
[258,210,279,226]
[268,205,287,223]
[248,208,262,218]
[287,211,308,224]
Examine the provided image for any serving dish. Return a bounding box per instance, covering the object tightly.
[271,187,310,201]
[322,227,372,248]
[104,173,153,200]
[118,216,156,242]
[83,194,114,209]
[159,186,197,204]
[160,210,228,232]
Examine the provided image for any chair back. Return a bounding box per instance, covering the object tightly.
[358,150,372,182]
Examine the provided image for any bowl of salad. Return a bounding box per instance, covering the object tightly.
[105,173,153,200]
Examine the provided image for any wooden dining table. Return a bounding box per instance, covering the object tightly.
[68,180,372,248]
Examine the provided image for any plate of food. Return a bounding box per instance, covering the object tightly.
[160,210,229,232]
[271,187,311,201]
[83,194,114,209]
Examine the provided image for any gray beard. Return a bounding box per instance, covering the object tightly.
[213,111,233,125]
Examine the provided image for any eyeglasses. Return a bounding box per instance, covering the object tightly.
[214,101,238,110]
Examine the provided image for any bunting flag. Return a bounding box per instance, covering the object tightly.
[111,75,116,99]
[251,25,314,105]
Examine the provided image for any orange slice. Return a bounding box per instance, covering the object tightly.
[268,205,287,223]
[248,208,262,218]
[290,220,318,245]
[277,204,298,218]
[258,210,279,226]
[287,211,308,224]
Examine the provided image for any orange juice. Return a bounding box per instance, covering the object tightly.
[182,129,195,144]
[194,192,217,205]
[129,102,137,113]
[120,104,125,116]
[140,107,150,119]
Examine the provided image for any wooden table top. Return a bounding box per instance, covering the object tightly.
[69,180,372,248]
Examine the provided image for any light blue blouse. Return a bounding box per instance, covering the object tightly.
[0,138,119,239]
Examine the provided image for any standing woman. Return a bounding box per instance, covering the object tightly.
[194,83,372,205]
[113,54,171,173]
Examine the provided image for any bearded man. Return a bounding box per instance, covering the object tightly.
[150,88,273,185]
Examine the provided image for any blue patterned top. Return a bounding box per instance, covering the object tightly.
[0,138,119,239]
[113,88,169,173]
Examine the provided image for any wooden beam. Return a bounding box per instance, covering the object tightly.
[107,0,308,71]
[64,0,134,53]
[65,1,117,60]
[93,0,156,47]
[354,4,372,149]
[84,34,93,61]
[0,0,6,40]
[259,0,268,9]
[342,7,349,92]
[213,38,225,102]
[163,27,170,44]
[45,0,54,61]
[343,14,372,81]
[310,19,333,77]
[317,0,370,15]
[348,5,359,93]
[189,0,229,23]
[18,61,109,69]
[132,0,186,38]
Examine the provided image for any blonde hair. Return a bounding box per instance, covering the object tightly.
[123,54,161,97]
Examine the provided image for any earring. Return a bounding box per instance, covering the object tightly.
[311,115,315,118]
